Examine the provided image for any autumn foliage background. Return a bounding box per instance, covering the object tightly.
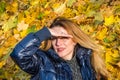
[0,0,120,80]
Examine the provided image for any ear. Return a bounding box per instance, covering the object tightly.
[72,37,77,46]
[73,42,77,46]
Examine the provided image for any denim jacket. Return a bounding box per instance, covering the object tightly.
[10,27,96,80]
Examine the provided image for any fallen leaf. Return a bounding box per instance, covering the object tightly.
[17,21,29,31]
[54,2,66,15]
[117,62,120,67]
[2,15,18,32]
[67,0,76,7]
[96,27,107,40]
[104,15,115,26]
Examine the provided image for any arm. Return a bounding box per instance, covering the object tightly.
[10,27,51,75]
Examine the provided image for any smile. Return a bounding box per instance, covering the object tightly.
[57,48,65,52]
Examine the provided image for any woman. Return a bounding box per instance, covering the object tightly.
[10,17,109,80]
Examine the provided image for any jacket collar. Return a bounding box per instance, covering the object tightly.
[46,44,92,63]
[46,44,96,80]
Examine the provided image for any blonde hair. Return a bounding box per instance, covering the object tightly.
[42,17,109,79]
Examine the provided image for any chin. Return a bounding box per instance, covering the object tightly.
[58,53,65,58]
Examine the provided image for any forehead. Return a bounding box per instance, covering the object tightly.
[51,26,68,34]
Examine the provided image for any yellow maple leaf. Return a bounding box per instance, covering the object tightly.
[24,15,36,24]
[20,30,27,38]
[6,1,18,13]
[105,48,113,64]
[4,36,17,48]
[44,2,50,8]
[79,25,94,35]
[30,0,40,6]
[53,2,66,15]
[106,64,114,72]
[112,49,119,57]
[63,8,74,18]
[18,12,25,22]
[13,28,19,34]
[0,60,6,69]
[44,10,51,16]
[0,47,6,58]
[96,27,107,40]
[104,15,115,26]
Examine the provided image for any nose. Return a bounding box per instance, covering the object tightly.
[55,38,63,46]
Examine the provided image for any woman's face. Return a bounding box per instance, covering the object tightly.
[51,26,76,60]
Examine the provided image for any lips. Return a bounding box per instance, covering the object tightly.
[57,48,65,52]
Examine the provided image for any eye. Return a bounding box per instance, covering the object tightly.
[50,36,70,41]
[60,37,69,39]
[50,36,57,40]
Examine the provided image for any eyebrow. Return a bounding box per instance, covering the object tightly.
[51,36,70,39]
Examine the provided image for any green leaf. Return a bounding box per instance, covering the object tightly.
[103,38,110,43]
[90,0,104,10]
[94,12,103,22]
[0,1,6,16]
[67,0,76,7]
[94,12,104,25]
[27,25,36,33]
[86,10,96,17]
[0,69,5,79]
[37,12,44,20]
[2,15,18,32]
[103,33,117,43]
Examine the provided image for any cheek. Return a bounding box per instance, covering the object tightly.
[65,40,76,46]
[51,41,56,49]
